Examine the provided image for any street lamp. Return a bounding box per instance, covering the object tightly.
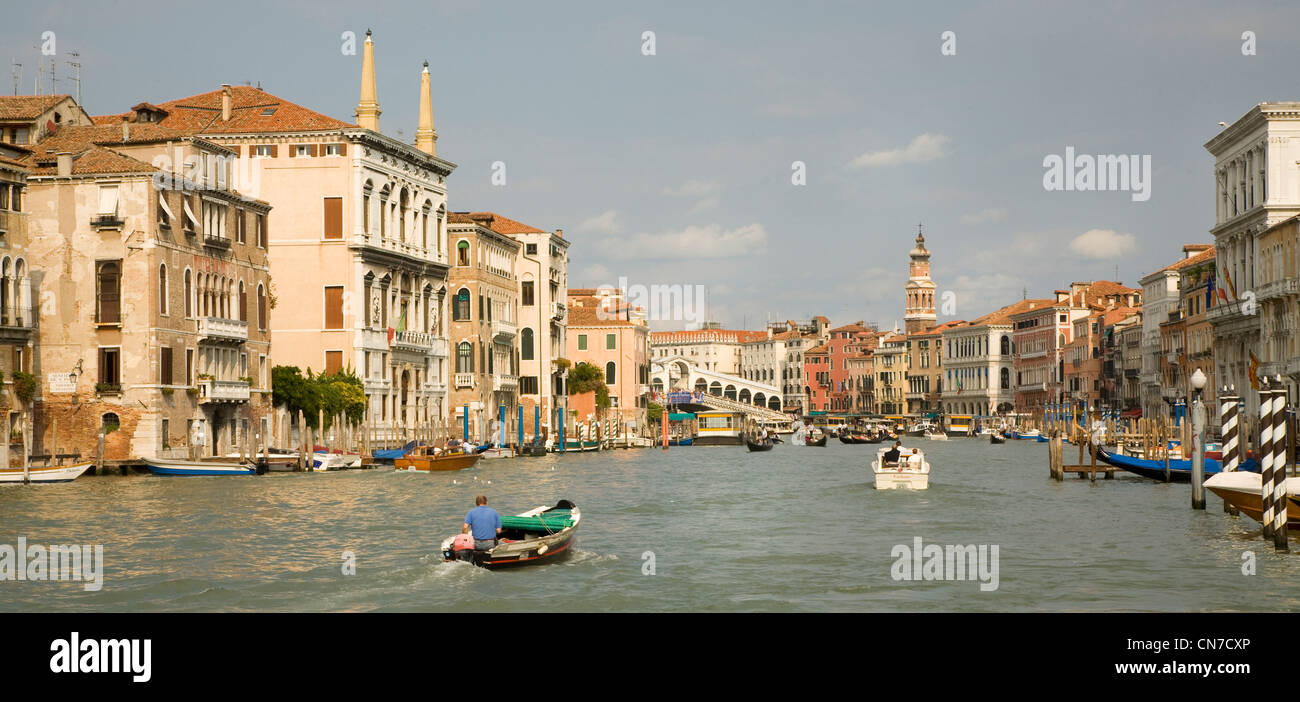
[1190,367,1207,509]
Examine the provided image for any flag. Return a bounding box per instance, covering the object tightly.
[1249,351,1261,391]
[387,326,394,345]
[1206,273,1215,308]
[396,307,407,334]
[1222,265,1238,301]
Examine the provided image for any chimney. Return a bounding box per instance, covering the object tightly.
[121,115,130,141]
[221,84,233,121]
[555,228,563,239]
[56,152,73,177]
[414,62,437,155]
[356,30,382,132]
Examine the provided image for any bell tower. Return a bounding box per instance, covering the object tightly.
[904,224,936,334]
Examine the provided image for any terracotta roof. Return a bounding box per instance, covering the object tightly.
[0,95,73,121]
[20,123,203,176]
[567,288,597,297]
[455,211,545,234]
[567,304,640,327]
[1100,306,1141,327]
[1157,245,1216,274]
[94,86,354,135]
[971,299,1056,326]
[806,344,829,354]
[830,322,868,333]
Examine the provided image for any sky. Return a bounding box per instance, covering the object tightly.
[7,0,1299,331]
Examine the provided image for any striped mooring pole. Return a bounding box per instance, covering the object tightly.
[1220,386,1240,516]
[1269,382,1289,551]
[1260,378,1276,542]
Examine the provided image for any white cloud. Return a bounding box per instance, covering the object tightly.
[577,209,623,235]
[949,273,1025,317]
[848,133,950,169]
[1068,229,1137,259]
[576,263,613,286]
[594,223,768,260]
[960,207,1008,226]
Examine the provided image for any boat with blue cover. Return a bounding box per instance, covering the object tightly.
[1095,447,1258,482]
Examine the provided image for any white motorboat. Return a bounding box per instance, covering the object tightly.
[311,451,361,471]
[477,445,516,459]
[872,446,930,490]
[0,462,93,484]
[924,430,949,441]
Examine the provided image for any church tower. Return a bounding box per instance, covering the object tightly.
[904,226,936,334]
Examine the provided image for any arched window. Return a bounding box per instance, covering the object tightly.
[97,261,121,324]
[457,342,473,373]
[184,270,192,317]
[457,240,470,266]
[1000,367,1010,389]
[605,361,616,385]
[102,413,120,434]
[454,288,470,321]
[1000,335,1010,356]
[159,264,168,315]
[521,328,534,360]
[239,281,247,322]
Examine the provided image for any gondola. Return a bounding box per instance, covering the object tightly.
[838,433,872,444]
[442,500,580,568]
[806,435,827,447]
[746,437,775,452]
[989,433,1006,444]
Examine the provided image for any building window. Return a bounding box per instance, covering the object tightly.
[239,281,247,322]
[578,334,587,351]
[257,214,267,248]
[325,350,343,375]
[521,328,534,360]
[96,260,121,324]
[98,347,121,387]
[520,376,539,394]
[457,342,473,373]
[526,243,538,256]
[457,240,470,266]
[160,346,173,385]
[323,197,343,239]
[606,361,616,385]
[522,281,534,306]
[294,144,312,157]
[186,348,194,385]
[158,264,168,315]
[454,288,470,321]
[325,144,342,157]
[324,286,344,329]
[235,210,245,243]
[254,145,273,158]
[257,284,267,330]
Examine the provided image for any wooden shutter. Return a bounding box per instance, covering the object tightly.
[324,286,344,329]
[310,144,319,157]
[269,145,278,158]
[161,347,173,385]
[337,143,347,156]
[323,197,343,239]
[325,351,343,375]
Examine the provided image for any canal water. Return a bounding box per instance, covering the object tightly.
[2,438,1297,612]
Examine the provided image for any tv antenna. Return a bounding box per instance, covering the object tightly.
[11,61,19,96]
[67,51,82,104]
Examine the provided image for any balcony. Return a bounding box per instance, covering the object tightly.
[492,318,516,340]
[492,373,518,392]
[203,235,232,251]
[199,378,250,403]
[552,302,566,320]
[199,316,248,343]
[422,380,448,394]
[91,212,124,229]
[392,329,434,353]
[454,373,475,389]
[1257,278,1299,302]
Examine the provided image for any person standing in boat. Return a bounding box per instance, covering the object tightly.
[463,495,502,551]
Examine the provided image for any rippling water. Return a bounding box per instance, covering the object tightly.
[1,439,1297,612]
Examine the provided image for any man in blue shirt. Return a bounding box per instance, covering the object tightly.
[463,495,502,551]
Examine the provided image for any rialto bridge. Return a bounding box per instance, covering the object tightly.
[650,356,789,422]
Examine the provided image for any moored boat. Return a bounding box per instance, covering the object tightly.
[142,457,258,476]
[806,434,827,447]
[442,500,580,568]
[1095,447,1258,482]
[990,433,1006,444]
[476,445,517,459]
[871,446,930,489]
[395,445,481,472]
[1204,472,1300,529]
[374,441,421,463]
[0,462,93,484]
[553,439,600,452]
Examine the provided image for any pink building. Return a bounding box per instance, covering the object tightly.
[565,289,650,436]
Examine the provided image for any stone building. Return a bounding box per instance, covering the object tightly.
[0,141,35,466]
[22,121,272,459]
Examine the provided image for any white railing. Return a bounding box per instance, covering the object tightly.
[1257,278,1299,302]
[0,304,33,329]
[553,301,566,320]
[199,317,248,342]
[200,378,250,402]
[423,380,448,394]
[493,373,518,391]
[492,319,516,339]
[455,373,475,389]
[392,329,434,352]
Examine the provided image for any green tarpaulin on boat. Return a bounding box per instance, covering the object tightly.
[500,510,574,532]
[668,412,695,420]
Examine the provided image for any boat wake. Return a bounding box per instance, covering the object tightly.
[562,549,618,566]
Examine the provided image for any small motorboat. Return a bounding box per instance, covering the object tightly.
[313,447,362,469]
[476,444,517,459]
[746,437,775,452]
[1205,472,1300,529]
[0,462,93,484]
[871,446,930,490]
[923,430,949,441]
[554,439,600,452]
[442,500,580,568]
[1011,429,1041,440]
[142,457,258,476]
[520,443,548,457]
[395,445,481,472]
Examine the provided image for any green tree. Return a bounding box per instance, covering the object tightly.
[647,401,664,422]
[568,361,610,409]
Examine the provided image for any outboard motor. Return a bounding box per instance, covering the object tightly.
[451,533,477,562]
